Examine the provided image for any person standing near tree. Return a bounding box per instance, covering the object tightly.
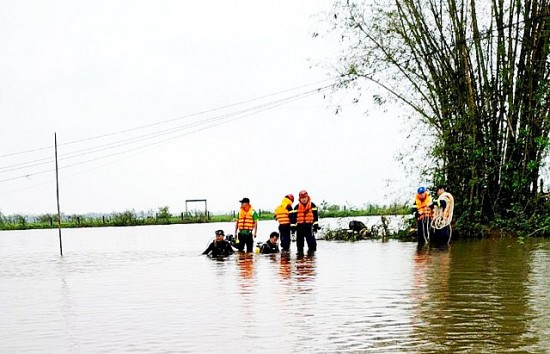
[274,194,294,252]
[414,186,433,245]
[290,190,319,256]
[432,185,454,246]
[234,197,258,253]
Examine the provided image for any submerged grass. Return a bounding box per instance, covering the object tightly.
[321,214,416,241]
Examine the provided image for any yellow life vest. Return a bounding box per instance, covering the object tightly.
[274,197,293,225]
[237,206,255,230]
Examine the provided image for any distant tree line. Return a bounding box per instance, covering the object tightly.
[0,202,408,231]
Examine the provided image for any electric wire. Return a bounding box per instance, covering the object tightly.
[0,83,334,177]
[0,77,337,159]
[2,11,548,189]
[3,12,545,168]
[0,83,334,184]
[0,79,340,175]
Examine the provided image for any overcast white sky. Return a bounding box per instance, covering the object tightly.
[0,0,419,216]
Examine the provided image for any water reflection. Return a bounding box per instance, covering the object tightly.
[236,252,255,281]
[1,226,550,353]
[295,255,316,290]
[279,253,292,280]
[410,240,544,352]
[411,246,452,351]
[57,258,77,352]
[528,243,550,350]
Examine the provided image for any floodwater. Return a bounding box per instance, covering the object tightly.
[0,218,549,353]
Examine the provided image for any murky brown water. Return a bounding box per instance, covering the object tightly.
[0,219,549,353]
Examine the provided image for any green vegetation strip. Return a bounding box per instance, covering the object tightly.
[0,203,409,231]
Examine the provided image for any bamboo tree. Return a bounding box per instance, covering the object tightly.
[328,0,550,234]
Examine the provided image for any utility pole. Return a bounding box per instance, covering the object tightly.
[55,133,63,256]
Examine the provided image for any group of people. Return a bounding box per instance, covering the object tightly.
[414,184,454,246]
[203,186,455,256]
[203,190,320,257]
[274,190,319,255]
[202,229,282,257]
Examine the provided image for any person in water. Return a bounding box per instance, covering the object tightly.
[431,185,454,246]
[290,190,319,256]
[202,230,234,257]
[234,197,259,252]
[414,186,433,245]
[260,231,280,254]
[274,194,294,252]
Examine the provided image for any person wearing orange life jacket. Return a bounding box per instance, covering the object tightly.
[274,194,294,252]
[234,197,259,252]
[289,190,319,256]
[414,186,433,245]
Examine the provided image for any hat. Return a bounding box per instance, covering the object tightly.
[215,230,224,236]
[417,186,426,194]
[299,190,308,197]
[285,194,294,202]
[239,197,250,203]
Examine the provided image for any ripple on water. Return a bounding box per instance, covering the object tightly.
[1,229,550,352]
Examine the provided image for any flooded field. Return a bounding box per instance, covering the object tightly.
[0,219,549,353]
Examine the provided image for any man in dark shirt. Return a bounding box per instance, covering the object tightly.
[203,230,234,257]
[260,232,280,254]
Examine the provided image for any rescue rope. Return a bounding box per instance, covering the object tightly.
[432,192,454,229]
[421,217,431,243]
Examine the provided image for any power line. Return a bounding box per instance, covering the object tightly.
[0,83,335,184]
[0,77,338,159]
[0,82,335,176]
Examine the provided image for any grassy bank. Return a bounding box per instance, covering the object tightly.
[0,203,409,231]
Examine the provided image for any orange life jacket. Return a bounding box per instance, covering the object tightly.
[296,201,315,224]
[274,197,293,225]
[237,206,255,230]
[415,193,433,220]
